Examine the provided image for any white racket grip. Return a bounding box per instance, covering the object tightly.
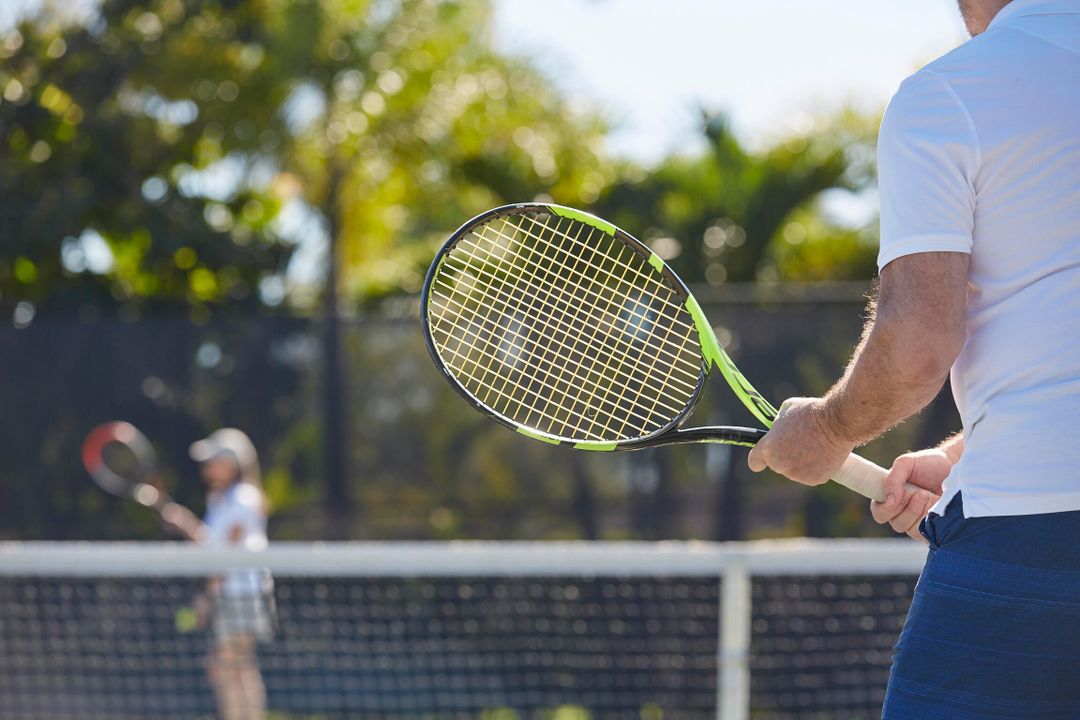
[832,453,888,502]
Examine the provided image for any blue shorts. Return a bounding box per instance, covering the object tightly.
[882,494,1080,719]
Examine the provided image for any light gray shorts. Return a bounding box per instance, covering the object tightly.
[212,594,275,644]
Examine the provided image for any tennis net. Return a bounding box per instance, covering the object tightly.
[0,540,925,720]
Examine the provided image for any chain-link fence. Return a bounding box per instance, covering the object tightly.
[0,284,958,542]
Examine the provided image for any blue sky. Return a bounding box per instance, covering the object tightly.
[493,0,968,163]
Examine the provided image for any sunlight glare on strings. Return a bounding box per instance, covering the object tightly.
[427,208,704,444]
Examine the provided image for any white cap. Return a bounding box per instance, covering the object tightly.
[189,428,257,470]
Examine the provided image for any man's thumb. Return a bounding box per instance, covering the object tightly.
[747,443,768,473]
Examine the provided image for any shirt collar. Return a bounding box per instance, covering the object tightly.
[989,0,1080,30]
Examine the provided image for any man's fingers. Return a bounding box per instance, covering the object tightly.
[871,459,942,540]
[870,483,923,525]
[882,454,916,507]
[902,494,935,542]
[883,497,920,531]
[887,496,924,534]
[888,489,936,535]
[870,498,903,525]
[906,524,928,543]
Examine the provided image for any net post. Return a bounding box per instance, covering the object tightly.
[718,557,751,720]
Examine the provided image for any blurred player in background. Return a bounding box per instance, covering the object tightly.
[747,0,1080,716]
[162,428,273,720]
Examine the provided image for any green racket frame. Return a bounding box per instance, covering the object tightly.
[422,203,777,451]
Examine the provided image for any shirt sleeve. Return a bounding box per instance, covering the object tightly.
[877,70,980,270]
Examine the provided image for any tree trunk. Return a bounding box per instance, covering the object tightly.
[322,158,352,538]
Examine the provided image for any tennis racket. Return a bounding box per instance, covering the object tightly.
[82,421,170,510]
[421,203,889,501]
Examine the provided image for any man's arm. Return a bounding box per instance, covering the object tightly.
[825,251,969,446]
[747,251,969,487]
[938,432,964,463]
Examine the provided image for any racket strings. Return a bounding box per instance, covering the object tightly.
[487,217,700,382]
[516,218,699,440]
[441,220,690,429]
[432,226,651,436]
[431,214,697,441]
[428,211,703,443]
[471,216,601,432]
[485,219,701,373]
[101,442,141,473]
[432,235,699,392]
[430,254,684,436]
[536,223,690,440]
[515,214,697,336]
[621,288,697,440]
[430,227,692,435]
[93,439,156,498]
[429,289,688,437]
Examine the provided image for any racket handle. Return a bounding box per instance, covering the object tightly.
[832,453,888,502]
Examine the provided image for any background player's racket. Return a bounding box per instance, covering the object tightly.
[82,421,170,510]
[421,203,888,501]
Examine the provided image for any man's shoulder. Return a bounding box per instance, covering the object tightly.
[883,67,964,129]
[917,32,998,83]
[878,60,981,162]
[888,29,1015,113]
[915,16,1065,86]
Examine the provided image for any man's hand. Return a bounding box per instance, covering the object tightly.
[750,253,966,487]
[747,397,854,486]
[870,448,953,540]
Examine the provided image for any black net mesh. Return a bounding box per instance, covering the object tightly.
[0,572,916,719]
[750,576,917,720]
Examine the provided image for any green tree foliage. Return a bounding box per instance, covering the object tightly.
[0,0,289,314]
[766,109,881,282]
[0,0,618,541]
[0,0,612,313]
[595,110,880,286]
[1,0,914,543]
[1,0,880,313]
[264,0,611,300]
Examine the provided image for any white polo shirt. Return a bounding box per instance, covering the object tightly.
[877,0,1080,517]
